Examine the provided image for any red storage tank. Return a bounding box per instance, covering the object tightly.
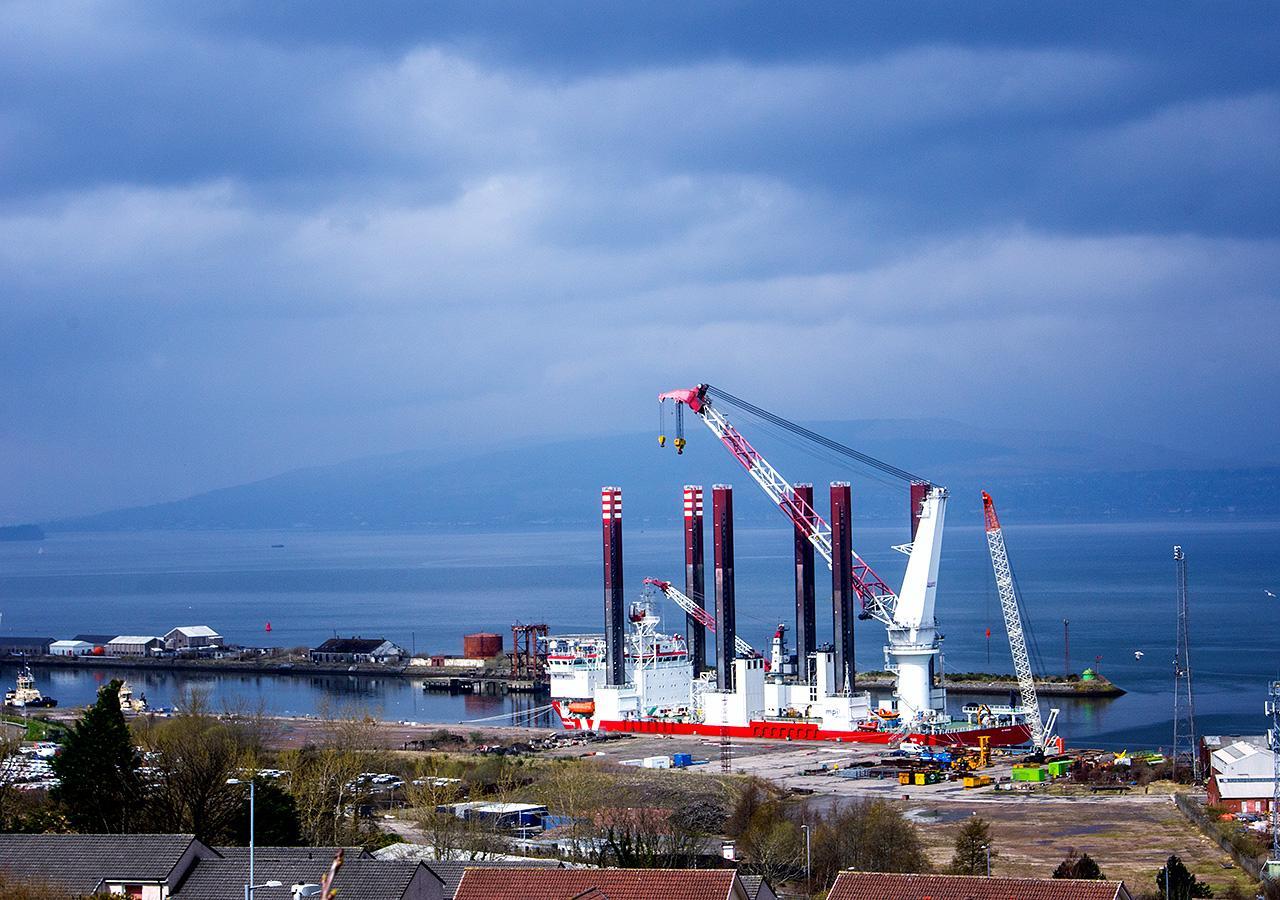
[463,632,503,659]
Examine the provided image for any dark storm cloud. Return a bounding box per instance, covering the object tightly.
[1,2,1277,519]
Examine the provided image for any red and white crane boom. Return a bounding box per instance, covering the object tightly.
[658,384,900,626]
[982,491,1056,751]
[643,577,755,657]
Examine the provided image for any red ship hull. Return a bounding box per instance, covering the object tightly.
[552,702,1031,748]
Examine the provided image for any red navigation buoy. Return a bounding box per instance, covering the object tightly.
[265,621,272,632]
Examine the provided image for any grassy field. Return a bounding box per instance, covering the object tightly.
[913,796,1256,895]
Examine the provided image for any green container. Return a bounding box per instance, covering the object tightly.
[1081,668,1097,681]
[1012,765,1048,782]
[1047,760,1071,777]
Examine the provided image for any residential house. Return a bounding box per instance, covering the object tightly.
[0,833,217,899]
[0,837,442,900]
[382,858,564,900]
[0,636,54,656]
[164,626,225,652]
[49,639,96,656]
[106,635,165,657]
[826,872,1133,900]
[1207,738,1277,813]
[454,868,750,900]
[172,847,442,900]
[311,637,406,665]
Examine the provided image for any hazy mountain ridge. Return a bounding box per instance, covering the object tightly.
[48,419,1278,532]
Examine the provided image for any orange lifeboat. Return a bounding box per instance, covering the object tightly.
[567,700,596,716]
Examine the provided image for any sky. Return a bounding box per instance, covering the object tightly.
[2,2,1278,521]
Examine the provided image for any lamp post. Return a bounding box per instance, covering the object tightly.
[983,844,991,876]
[801,823,811,890]
[228,776,272,900]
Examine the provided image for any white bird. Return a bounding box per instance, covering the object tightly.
[1265,589,1276,598]
[1134,650,1145,660]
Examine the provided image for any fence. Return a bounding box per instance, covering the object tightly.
[1173,793,1265,880]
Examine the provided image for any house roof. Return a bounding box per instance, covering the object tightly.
[419,859,564,900]
[0,833,209,894]
[168,626,221,637]
[50,639,94,648]
[174,852,435,900]
[740,874,777,900]
[454,867,740,900]
[74,633,118,645]
[0,636,54,646]
[827,872,1130,900]
[108,635,163,644]
[314,637,389,653]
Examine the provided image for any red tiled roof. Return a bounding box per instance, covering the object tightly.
[453,867,739,900]
[828,872,1130,900]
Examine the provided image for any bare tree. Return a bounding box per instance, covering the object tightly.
[279,708,380,846]
[404,757,471,860]
[134,689,261,842]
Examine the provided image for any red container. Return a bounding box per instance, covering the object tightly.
[463,632,503,659]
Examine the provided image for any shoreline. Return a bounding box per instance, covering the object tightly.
[7,655,1125,697]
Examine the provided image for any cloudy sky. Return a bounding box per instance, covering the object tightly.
[2,2,1278,520]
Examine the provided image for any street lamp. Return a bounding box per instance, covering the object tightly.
[800,823,811,889]
[227,776,274,899]
[246,882,283,900]
[982,844,991,876]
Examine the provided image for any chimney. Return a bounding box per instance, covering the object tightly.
[910,480,930,541]
[793,483,817,678]
[683,485,707,675]
[830,482,855,692]
[601,486,626,686]
[713,484,737,691]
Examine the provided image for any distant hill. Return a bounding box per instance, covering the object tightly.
[47,419,1280,532]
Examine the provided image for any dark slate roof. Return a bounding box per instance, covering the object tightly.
[0,833,207,894]
[313,637,388,654]
[740,875,776,900]
[175,854,436,900]
[425,859,564,900]
[74,633,118,645]
[0,636,54,648]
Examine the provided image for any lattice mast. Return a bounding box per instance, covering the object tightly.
[1266,681,1280,875]
[982,492,1046,750]
[1172,545,1201,783]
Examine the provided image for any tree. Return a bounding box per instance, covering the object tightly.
[279,711,380,846]
[1155,855,1214,899]
[232,779,302,846]
[810,799,928,888]
[1054,848,1106,880]
[405,758,474,860]
[136,695,262,842]
[51,680,145,832]
[950,816,995,876]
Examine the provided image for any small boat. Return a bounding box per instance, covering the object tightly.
[4,666,57,708]
[118,681,148,714]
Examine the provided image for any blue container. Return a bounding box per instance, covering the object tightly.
[672,753,693,768]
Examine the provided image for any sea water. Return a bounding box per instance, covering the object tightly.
[1,521,1277,748]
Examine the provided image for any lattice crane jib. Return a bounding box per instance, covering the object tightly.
[982,492,1046,750]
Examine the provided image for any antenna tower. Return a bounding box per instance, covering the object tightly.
[1266,680,1280,878]
[1172,545,1200,783]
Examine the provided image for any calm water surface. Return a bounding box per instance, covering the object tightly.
[1,521,1277,748]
